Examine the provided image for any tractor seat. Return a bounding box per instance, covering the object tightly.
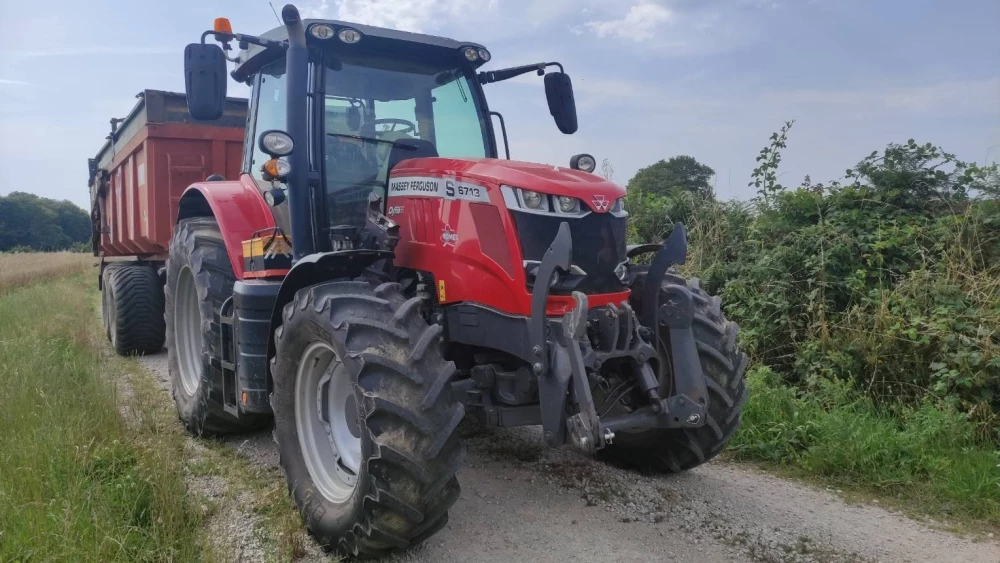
[386,139,438,173]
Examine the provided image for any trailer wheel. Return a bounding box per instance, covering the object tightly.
[101,264,120,343]
[165,217,269,435]
[105,264,165,356]
[597,271,749,472]
[272,280,465,559]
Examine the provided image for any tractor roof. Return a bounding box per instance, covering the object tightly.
[232,19,489,82]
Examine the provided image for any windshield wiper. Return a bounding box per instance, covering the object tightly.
[326,133,420,150]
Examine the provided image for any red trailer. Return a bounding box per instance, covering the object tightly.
[89,89,247,354]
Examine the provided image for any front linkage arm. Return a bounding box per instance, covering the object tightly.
[529,223,606,451]
[530,222,574,447]
[638,223,709,422]
[532,222,710,454]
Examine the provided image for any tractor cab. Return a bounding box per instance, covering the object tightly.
[185,13,580,259]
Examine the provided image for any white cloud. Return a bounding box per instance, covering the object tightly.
[0,79,30,86]
[302,0,480,33]
[584,1,672,42]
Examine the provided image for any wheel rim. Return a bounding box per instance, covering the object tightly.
[174,266,202,395]
[102,285,111,336]
[108,289,117,345]
[295,341,362,504]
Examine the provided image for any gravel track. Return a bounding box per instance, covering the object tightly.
[138,352,998,563]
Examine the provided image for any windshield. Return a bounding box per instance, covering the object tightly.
[321,53,490,230]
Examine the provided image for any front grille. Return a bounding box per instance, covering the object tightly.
[512,210,628,294]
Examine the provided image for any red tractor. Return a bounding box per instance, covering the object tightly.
[165,4,747,557]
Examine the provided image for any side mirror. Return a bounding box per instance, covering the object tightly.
[544,72,578,135]
[183,43,227,120]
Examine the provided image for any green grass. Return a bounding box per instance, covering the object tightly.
[0,274,206,562]
[730,366,1000,529]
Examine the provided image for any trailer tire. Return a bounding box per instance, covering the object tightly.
[166,217,270,436]
[272,280,464,559]
[597,271,749,473]
[105,264,165,356]
[101,264,122,343]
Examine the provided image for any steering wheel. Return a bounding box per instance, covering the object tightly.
[373,118,416,135]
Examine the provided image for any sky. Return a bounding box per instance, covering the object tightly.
[1,0,998,210]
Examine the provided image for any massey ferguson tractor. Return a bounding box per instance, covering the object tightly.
[90,4,747,558]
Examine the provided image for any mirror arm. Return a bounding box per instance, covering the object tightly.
[478,61,564,85]
[200,30,287,51]
[489,111,510,159]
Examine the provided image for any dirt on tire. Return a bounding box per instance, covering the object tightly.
[165,216,270,435]
[596,271,748,473]
[271,280,464,558]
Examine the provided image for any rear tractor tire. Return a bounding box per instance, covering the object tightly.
[103,263,165,356]
[271,280,465,559]
[165,217,270,436]
[598,271,749,473]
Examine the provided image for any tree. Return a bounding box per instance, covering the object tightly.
[626,155,715,199]
[0,192,91,251]
[600,158,615,180]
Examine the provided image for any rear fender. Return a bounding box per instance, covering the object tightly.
[265,250,393,385]
[175,175,275,279]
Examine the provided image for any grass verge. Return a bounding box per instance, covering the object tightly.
[118,351,312,562]
[0,273,206,561]
[88,282,313,561]
[730,366,1000,530]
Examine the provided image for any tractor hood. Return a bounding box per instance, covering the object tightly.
[390,157,626,213]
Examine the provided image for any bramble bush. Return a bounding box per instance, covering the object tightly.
[625,130,1000,442]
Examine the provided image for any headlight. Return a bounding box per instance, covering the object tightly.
[557,196,579,213]
[463,47,479,61]
[310,24,335,40]
[522,190,544,209]
[614,260,629,283]
[338,28,362,44]
[500,186,592,217]
[609,197,628,217]
[259,130,294,157]
[570,153,597,173]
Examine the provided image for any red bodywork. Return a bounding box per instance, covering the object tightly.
[177,175,276,279]
[388,158,629,317]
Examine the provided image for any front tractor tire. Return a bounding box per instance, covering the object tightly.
[165,217,269,436]
[103,263,165,356]
[599,271,749,473]
[271,280,465,559]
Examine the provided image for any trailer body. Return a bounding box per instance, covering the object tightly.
[89,89,247,258]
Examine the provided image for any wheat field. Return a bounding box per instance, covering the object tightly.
[0,252,94,295]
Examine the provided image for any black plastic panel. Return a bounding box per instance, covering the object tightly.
[233,279,281,413]
[512,211,628,294]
